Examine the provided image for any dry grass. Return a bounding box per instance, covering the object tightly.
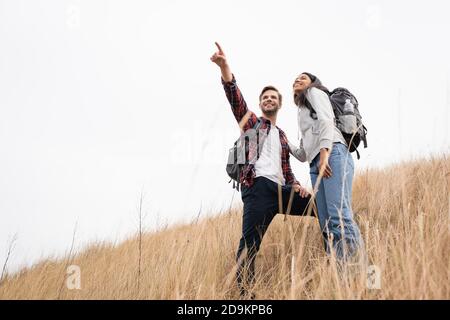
[0,156,449,299]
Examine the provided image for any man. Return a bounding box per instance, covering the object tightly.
[210,42,313,298]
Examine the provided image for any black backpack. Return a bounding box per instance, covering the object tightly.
[226,119,263,191]
[306,88,368,159]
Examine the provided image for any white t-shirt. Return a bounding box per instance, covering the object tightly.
[254,127,285,185]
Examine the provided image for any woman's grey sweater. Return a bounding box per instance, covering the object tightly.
[289,87,347,163]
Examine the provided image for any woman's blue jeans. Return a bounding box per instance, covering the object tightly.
[310,142,363,260]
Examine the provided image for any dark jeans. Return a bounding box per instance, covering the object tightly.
[236,176,313,294]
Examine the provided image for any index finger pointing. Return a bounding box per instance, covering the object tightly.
[215,42,224,54]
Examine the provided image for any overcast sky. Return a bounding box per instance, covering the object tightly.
[1,0,449,274]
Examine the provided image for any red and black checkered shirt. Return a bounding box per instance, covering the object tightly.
[222,75,299,188]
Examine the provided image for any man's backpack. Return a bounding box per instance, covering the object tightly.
[226,119,263,191]
[306,87,368,159]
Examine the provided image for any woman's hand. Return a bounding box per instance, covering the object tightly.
[319,148,332,178]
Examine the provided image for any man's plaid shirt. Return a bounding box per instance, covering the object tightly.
[222,75,299,188]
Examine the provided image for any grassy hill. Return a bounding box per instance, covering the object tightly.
[0,156,449,299]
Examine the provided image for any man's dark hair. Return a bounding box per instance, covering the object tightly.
[259,86,282,105]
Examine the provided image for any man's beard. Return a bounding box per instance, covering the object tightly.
[262,107,278,117]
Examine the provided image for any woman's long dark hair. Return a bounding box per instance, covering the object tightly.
[293,72,329,111]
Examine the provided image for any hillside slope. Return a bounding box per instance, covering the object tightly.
[0,156,449,299]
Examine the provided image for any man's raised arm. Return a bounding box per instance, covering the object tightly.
[210,42,233,82]
[210,42,255,128]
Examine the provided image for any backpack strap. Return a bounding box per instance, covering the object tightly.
[231,164,241,191]
[253,118,265,160]
[255,119,261,159]
[305,93,338,127]
[362,125,368,148]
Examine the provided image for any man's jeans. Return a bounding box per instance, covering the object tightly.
[237,177,312,294]
[310,142,363,260]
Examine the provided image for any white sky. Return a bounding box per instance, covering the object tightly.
[1,0,449,274]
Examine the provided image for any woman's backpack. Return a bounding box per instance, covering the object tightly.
[306,88,368,159]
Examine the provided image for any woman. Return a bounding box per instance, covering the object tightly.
[289,72,364,261]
